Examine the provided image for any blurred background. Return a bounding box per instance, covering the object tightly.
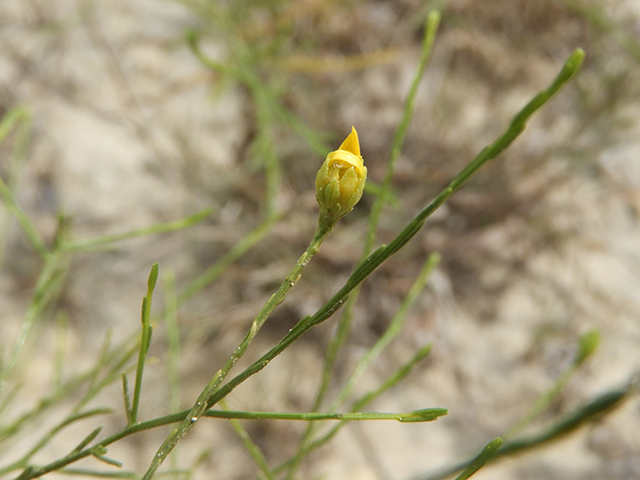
[1,0,640,479]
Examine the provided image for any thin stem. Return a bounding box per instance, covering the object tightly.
[330,253,440,411]
[496,331,601,441]
[0,249,68,401]
[453,438,503,480]
[62,209,212,252]
[130,264,158,425]
[141,223,334,479]
[200,48,586,443]
[0,107,32,270]
[163,271,181,415]
[0,174,48,258]
[220,399,277,480]
[0,339,136,448]
[177,206,279,306]
[290,12,441,479]
[206,408,447,422]
[9,403,445,480]
[0,408,111,476]
[9,48,585,480]
[58,468,139,479]
[273,343,433,474]
[364,10,441,256]
[419,381,635,480]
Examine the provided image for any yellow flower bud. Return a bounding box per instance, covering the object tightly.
[316,127,367,226]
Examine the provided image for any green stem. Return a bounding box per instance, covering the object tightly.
[289,12,441,480]
[284,255,438,476]
[163,270,181,417]
[141,222,334,479]
[10,47,585,480]
[198,48,586,439]
[0,409,111,476]
[273,343,434,474]
[421,381,635,480]
[61,209,211,252]
[130,264,158,425]
[221,399,277,480]
[330,254,440,411]
[503,363,577,440]
[205,408,447,422]
[504,330,600,439]
[0,249,68,401]
[0,174,48,258]
[9,404,445,480]
[453,438,503,480]
[0,339,136,448]
[364,10,441,256]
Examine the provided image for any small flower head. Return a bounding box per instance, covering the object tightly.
[316,127,367,226]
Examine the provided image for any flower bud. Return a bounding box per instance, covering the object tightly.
[316,126,367,226]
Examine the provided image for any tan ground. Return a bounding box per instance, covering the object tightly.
[1,1,640,479]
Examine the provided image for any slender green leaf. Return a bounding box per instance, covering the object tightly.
[421,381,634,480]
[91,451,123,469]
[62,210,212,252]
[131,263,159,425]
[69,427,103,456]
[220,400,277,480]
[454,438,503,480]
[122,374,133,425]
[60,468,139,479]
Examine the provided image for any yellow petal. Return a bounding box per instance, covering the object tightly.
[337,126,361,157]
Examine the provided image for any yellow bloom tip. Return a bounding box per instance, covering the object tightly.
[338,126,360,157]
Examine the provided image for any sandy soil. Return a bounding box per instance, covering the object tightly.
[1,1,640,479]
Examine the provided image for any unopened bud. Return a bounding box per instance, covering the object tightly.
[315,126,367,226]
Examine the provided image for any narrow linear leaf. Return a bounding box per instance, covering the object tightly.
[201,408,447,423]
[122,374,133,425]
[147,263,159,292]
[163,271,181,415]
[221,400,277,480]
[131,264,159,425]
[0,107,30,145]
[91,452,123,469]
[60,468,139,479]
[69,427,103,456]
[15,466,36,480]
[62,408,113,428]
[454,438,503,480]
[353,343,433,413]
[499,383,633,457]
[421,381,635,480]
[62,209,212,252]
[505,329,602,439]
[0,382,22,417]
[333,253,440,411]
